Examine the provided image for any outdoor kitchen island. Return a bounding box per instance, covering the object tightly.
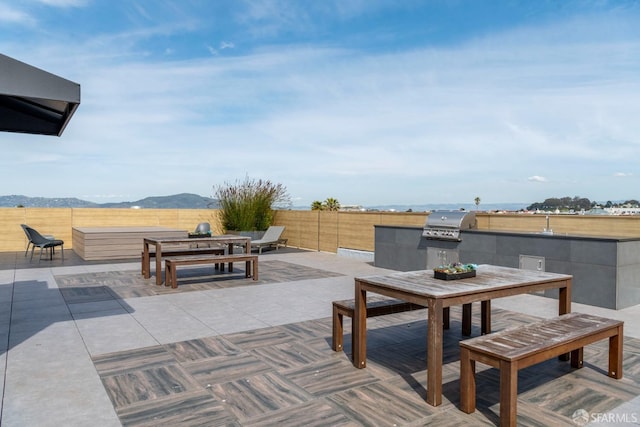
[374,221,640,310]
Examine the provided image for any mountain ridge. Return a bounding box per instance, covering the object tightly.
[0,194,530,211]
[0,193,218,209]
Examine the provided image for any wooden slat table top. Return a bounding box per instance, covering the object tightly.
[355,265,572,299]
[144,235,250,245]
[460,312,623,361]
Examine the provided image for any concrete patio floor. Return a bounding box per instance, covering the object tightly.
[1,248,639,426]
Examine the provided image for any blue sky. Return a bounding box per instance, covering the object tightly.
[1,0,639,207]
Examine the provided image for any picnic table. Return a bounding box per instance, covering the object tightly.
[142,235,251,286]
[352,264,572,406]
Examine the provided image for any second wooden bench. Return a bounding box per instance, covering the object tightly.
[141,246,225,276]
[460,312,623,427]
[165,254,258,288]
[331,298,489,352]
[332,297,426,352]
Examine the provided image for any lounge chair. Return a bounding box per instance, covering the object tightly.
[251,226,286,254]
[21,224,55,257]
[21,224,64,261]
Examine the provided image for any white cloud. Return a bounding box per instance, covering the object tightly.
[528,176,548,183]
[0,4,35,25]
[37,0,88,7]
[614,172,632,177]
[220,41,235,49]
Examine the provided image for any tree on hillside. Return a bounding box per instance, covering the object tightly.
[527,196,592,211]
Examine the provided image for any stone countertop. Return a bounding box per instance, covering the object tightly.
[373,224,640,242]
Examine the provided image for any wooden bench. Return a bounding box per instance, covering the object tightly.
[141,247,225,276]
[165,254,258,288]
[331,297,491,351]
[460,312,624,427]
[332,298,490,352]
[332,297,426,351]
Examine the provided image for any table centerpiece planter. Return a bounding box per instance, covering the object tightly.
[433,263,477,280]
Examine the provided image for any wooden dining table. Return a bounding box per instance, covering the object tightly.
[142,235,251,286]
[352,264,572,407]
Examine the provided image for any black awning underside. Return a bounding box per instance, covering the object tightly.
[0,54,80,137]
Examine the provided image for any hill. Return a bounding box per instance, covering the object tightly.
[0,193,218,209]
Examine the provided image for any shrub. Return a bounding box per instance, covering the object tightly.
[214,177,290,231]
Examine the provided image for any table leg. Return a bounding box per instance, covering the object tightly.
[559,279,572,360]
[427,298,443,406]
[228,243,234,272]
[559,279,571,315]
[246,241,251,275]
[481,300,491,335]
[462,303,471,336]
[352,281,367,368]
[142,242,150,278]
[155,244,163,286]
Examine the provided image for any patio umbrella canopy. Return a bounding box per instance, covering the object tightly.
[0,54,80,137]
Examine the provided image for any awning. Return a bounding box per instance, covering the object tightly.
[0,54,80,137]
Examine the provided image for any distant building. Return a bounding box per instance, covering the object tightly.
[340,205,366,212]
[605,207,640,215]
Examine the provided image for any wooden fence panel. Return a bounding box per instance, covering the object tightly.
[273,210,319,250]
[1,208,640,253]
[319,211,338,252]
[0,208,29,252]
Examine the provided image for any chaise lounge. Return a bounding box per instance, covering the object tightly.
[250,226,286,254]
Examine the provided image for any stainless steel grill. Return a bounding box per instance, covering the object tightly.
[422,210,476,241]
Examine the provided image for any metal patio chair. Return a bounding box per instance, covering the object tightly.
[21,224,64,261]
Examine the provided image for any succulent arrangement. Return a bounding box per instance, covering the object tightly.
[433,262,477,274]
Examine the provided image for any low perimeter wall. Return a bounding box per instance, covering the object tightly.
[2,208,640,254]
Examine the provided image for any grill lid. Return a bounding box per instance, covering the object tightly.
[423,210,476,241]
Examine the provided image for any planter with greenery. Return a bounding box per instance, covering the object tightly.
[214,176,290,235]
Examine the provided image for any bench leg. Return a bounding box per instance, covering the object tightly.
[500,360,518,427]
[252,258,258,281]
[166,262,178,288]
[609,324,623,379]
[165,262,173,288]
[332,306,345,351]
[171,265,178,288]
[460,347,476,413]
